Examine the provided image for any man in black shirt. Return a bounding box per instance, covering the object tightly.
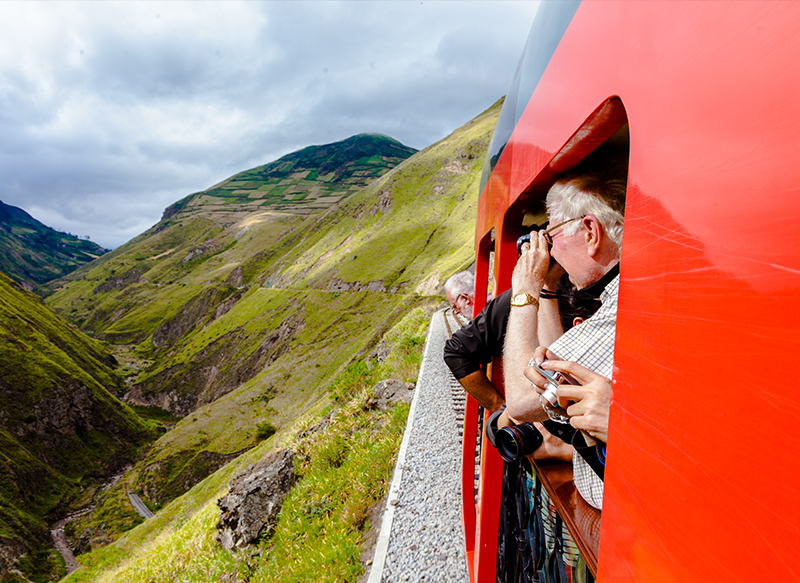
[443,288,512,414]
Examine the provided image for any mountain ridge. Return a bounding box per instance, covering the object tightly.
[44,102,499,514]
[159,133,417,226]
[0,200,109,291]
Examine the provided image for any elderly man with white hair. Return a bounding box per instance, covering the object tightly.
[443,270,475,318]
[503,166,626,510]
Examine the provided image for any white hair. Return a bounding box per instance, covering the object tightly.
[444,271,474,298]
[546,171,626,252]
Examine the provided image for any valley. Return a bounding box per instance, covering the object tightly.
[0,100,501,582]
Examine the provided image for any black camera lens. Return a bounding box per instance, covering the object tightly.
[485,407,504,449]
[516,233,531,254]
[495,423,544,462]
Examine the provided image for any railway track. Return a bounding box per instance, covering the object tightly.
[366,308,471,583]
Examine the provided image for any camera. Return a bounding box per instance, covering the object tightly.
[485,407,544,462]
[516,233,531,254]
[495,423,544,462]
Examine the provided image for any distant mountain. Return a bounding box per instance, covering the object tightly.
[0,273,153,581]
[162,133,417,222]
[0,200,108,290]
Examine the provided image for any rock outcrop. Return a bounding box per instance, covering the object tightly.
[131,310,304,417]
[216,448,295,551]
[150,286,243,350]
[368,379,414,411]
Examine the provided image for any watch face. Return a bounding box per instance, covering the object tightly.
[511,293,529,306]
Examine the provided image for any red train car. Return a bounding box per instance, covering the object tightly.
[463,2,800,581]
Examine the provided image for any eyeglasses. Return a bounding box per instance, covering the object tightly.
[541,216,584,246]
[451,293,469,315]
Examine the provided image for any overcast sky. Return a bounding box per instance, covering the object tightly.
[0,1,539,248]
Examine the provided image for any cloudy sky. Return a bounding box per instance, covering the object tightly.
[0,1,540,248]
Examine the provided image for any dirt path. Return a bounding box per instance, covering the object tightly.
[50,509,90,575]
[49,467,130,574]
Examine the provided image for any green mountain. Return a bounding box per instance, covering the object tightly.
[0,273,153,582]
[29,100,501,581]
[161,133,417,223]
[0,200,108,290]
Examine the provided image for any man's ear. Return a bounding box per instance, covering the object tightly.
[582,215,602,257]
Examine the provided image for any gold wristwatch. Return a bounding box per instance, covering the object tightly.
[510,292,539,309]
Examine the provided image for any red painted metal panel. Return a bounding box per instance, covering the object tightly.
[478,1,800,581]
[462,231,500,583]
[461,394,479,583]
[474,436,502,582]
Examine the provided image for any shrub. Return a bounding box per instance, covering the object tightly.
[255,422,277,441]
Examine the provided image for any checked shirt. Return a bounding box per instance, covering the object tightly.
[548,274,620,510]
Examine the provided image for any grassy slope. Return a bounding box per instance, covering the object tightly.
[264,114,491,292]
[43,99,500,578]
[0,273,154,582]
[125,100,498,503]
[0,200,108,290]
[43,133,416,344]
[200,133,418,212]
[63,306,430,583]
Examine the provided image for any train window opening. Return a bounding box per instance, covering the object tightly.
[486,228,495,301]
[501,113,629,581]
[465,94,630,583]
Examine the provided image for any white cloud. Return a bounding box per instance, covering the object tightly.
[0,0,540,248]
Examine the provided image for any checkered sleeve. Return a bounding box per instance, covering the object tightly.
[548,276,619,380]
[547,275,620,510]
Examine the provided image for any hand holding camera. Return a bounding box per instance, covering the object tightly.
[516,231,565,289]
[523,347,578,423]
[526,351,613,444]
[485,406,573,463]
[511,230,550,297]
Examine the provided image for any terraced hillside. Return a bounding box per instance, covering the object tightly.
[0,200,108,290]
[0,273,153,582]
[160,133,417,228]
[38,99,501,580]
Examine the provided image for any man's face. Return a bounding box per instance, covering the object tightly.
[547,218,592,289]
[446,289,472,317]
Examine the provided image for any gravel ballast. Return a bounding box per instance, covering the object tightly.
[368,309,470,583]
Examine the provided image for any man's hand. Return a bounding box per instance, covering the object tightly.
[530,422,573,462]
[512,231,551,296]
[543,259,566,292]
[522,345,559,395]
[541,359,612,444]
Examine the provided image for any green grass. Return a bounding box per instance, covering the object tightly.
[255,422,277,441]
[381,307,432,382]
[0,274,156,582]
[66,376,411,583]
[124,291,433,507]
[329,360,386,404]
[61,295,429,583]
[0,199,109,290]
[251,399,409,583]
